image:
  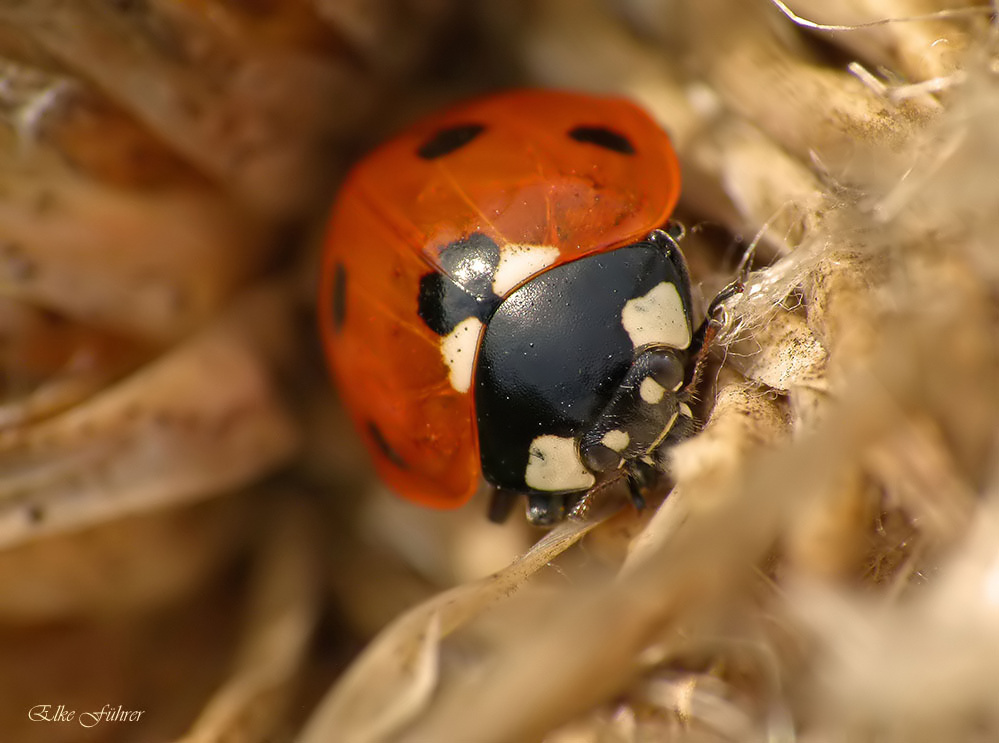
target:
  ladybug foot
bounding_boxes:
[487,488,571,527]
[626,457,661,512]
[486,487,518,524]
[627,479,647,512]
[525,493,568,526]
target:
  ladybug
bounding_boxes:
[320,89,721,525]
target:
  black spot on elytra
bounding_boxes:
[331,262,347,332]
[367,421,408,469]
[417,123,485,159]
[417,233,502,336]
[419,274,485,336]
[568,125,635,155]
[437,232,500,298]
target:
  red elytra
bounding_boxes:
[319,89,681,510]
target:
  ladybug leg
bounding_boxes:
[579,347,689,475]
[490,489,572,526]
[625,455,668,512]
[693,236,755,350]
[626,473,647,512]
[684,254,751,391]
[688,280,742,359]
[525,494,567,526]
[487,487,518,524]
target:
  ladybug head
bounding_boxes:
[471,229,697,525]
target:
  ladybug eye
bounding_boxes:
[568,125,635,155]
[417,123,486,159]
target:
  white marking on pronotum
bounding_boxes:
[440,317,483,393]
[524,435,595,492]
[601,429,630,452]
[679,402,693,418]
[492,244,560,295]
[639,377,667,404]
[621,281,690,350]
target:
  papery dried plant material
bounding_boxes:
[0,57,269,339]
[0,55,209,189]
[543,705,657,743]
[580,506,658,569]
[0,163,270,338]
[0,0,365,215]
[790,244,992,576]
[0,597,236,743]
[684,0,931,174]
[391,406,855,743]
[694,120,829,254]
[313,0,454,74]
[322,492,507,642]
[677,380,790,481]
[626,380,789,570]
[634,673,770,742]
[810,222,996,492]
[297,519,600,743]
[869,59,999,258]
[0,496,248,621]
[783,468,878,581]
[804,247,885,374]
[0,287,299,549]
[865,416,978,543]
[0,298,148,428]
[627,627,798,743]
[362,488,534,586]
[792,497,999,741]
[40,84,213,191]
[176,497,319,743]
[775,0,987,81]
[862,70,999,477]
[868,505,922,587]
[325,527,441,639]
[0,57,72,145]
[520,0,688,103]
[383,382,859,743]
[734,310,827,394]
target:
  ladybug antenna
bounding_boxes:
[569,469,630,521]
[696,209,774,347]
